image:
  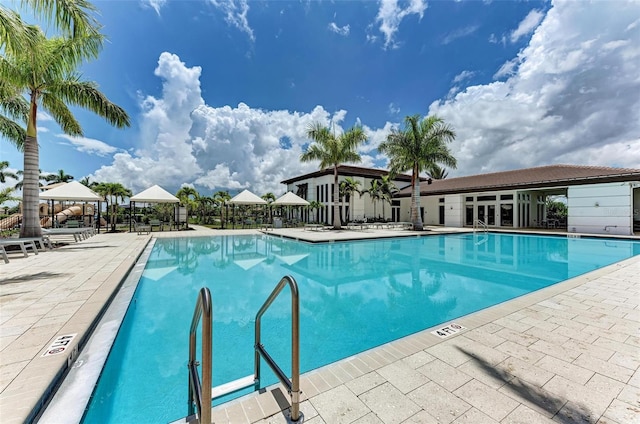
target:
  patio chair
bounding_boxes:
[133,220,150,235]
[149,219,163,231]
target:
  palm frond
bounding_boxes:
[21,0,102,40]
[49,79,130,128]
[0,115,26,151]
[41,92,82,135]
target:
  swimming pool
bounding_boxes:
[82,233,640,423]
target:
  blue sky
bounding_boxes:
[1,0,639,197]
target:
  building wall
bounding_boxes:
[445,195,464,227]
[567,182,634,235]
[286,173,411,224]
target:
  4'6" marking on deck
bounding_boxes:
[431,323,465,338]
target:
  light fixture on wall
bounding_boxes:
[595,202,600,207]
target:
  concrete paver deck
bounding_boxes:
[1,226,638,423]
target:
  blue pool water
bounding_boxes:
[83,233,640,423]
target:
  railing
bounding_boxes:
[473,219,488,233]
[186,276,301,423]
[188,288,212,424]
[255,275,301,422]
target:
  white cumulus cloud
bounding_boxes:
[429,0,640,177]
[510,9,544,43]
[91,52,374,195]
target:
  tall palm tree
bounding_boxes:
[301,123,367,230]
[0,161,18,183]
[379,115,457,231]
[1,28,129,238]
[1,0,102,146]
[45,169,74,184]
[339,177,360,222]
[94,182,131,232]
[363,179,383,220]
[379,174,398,220]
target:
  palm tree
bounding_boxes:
[79,176,97,188]
[195,195,214,224]
[213,190,231,229]
[1,1,101,51]
[307,200,323,223]
[0,80,28,146]
[12,168,48,190]
[363,179,383,220]
[379,175,398,220]
[0,186,19,206]
[0,161,18,183]
[301,123,367,230]
[176,186,199,223]
[45,169,74,185]
[261,192,276,223]
[94,182,131,232]
[429,164,448,180]
[378,115,457,231]
[1,28,129,238]
[339,177,360,222]
[1,0,102,148]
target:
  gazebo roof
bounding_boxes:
[229,189,267,205]
[130,185,179,203]
[39,181,102,201]
[273,191,310,206]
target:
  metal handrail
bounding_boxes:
[473,219,488,233]
[254,275,301,422]
[188,288,212,424]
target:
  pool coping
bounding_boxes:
[35,228,640,423]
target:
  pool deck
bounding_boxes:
[1,226,638,423]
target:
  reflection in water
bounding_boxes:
[84,233,640,424]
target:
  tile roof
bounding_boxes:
[396,164,640,197]
[281,165,415,184]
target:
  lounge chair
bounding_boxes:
[0,239,39,258]
[0,245,8,263]
[43,228,91,242]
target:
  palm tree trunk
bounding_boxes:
[411,164,423,231]
[20,134,43,237]
[333,166,341,230]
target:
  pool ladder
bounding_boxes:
[473,219,488,233]
[187,276,301,424]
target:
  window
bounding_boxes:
[477,195,496,201]
[500,194,513,200]
[439,198,445,203]
[466,196,474,202]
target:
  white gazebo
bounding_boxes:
[129,185,180,231]
[228,190,267,229]
[39,181,104,231]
